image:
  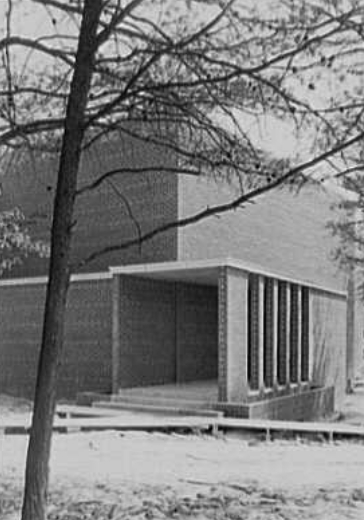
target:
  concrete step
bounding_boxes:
[56,404,124,418]
[117,382,217,401]
[92,400,223,418]
[111,393,216,409]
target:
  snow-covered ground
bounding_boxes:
[3,429,364,518]
[3,430,364,492]
[2,394,364,519]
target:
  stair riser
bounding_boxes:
[117,390,218,400]
[93,401,222,418]
[111,395,215,409]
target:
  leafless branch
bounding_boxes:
[0,36,75,65]
[77,128,364,268]
[106,177,143,253]
[76,165,200,195]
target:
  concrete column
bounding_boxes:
[111,274,121,394]
[218,266,249,403]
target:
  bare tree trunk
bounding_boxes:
[21,2,102,520]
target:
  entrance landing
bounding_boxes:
[83,380,221,417]
[118,380,218,403]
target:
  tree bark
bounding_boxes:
[21,2,102,520]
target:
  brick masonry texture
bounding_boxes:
[277,281,288,385]
[264,277,274,388]
[301,287,310,381]
[217,268,228,402]
[248,274,260,391]
[118,276,177,387]
[289,284,299,384]
[0,138,359,407]
[117,276,218,389]
[178,176,347,291]
[3,141,350,290]
[218,267,249,403]
[0,279,112,399]
[0,284,45,398]
[311,290,347,407]
[178,176,358,407]
[1,134,178,277]
[175,282,218,382]
[216,385,335,420]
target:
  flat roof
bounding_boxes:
[0,258,346,297]
[109,257,347,297]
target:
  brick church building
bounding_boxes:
[0,135,362,420]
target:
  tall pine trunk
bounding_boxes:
[21,2,102,519]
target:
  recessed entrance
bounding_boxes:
[113,271,219,391]
[110,258,337,420]
[175,282,218,384]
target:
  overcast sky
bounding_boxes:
[0,1,327,165]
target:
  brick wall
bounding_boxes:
[248,274,260,390]
[117,276,177,388]
[62,279,113,398]
[277,281,288,385]
[310,289,347,407]
[0,283,45,398]
[1,134,178,277]
[0,275,218,399]
[218,267,249,402]
[116,276,218,389]
[263,278,274,388]
[289,284,299,383]
[175,283,218,382]
[178,176,359,397]
[178,176,347,292]
[0,278,112,399]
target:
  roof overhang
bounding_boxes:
[109,258,231,285]
[109,257,347,296]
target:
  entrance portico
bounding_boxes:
[110,258,345,420]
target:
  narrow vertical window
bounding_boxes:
[289,284,299,383]
[264,278,274,388]
[301,286,310,382]
[248,274,259,390]
[277,281,287,385]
